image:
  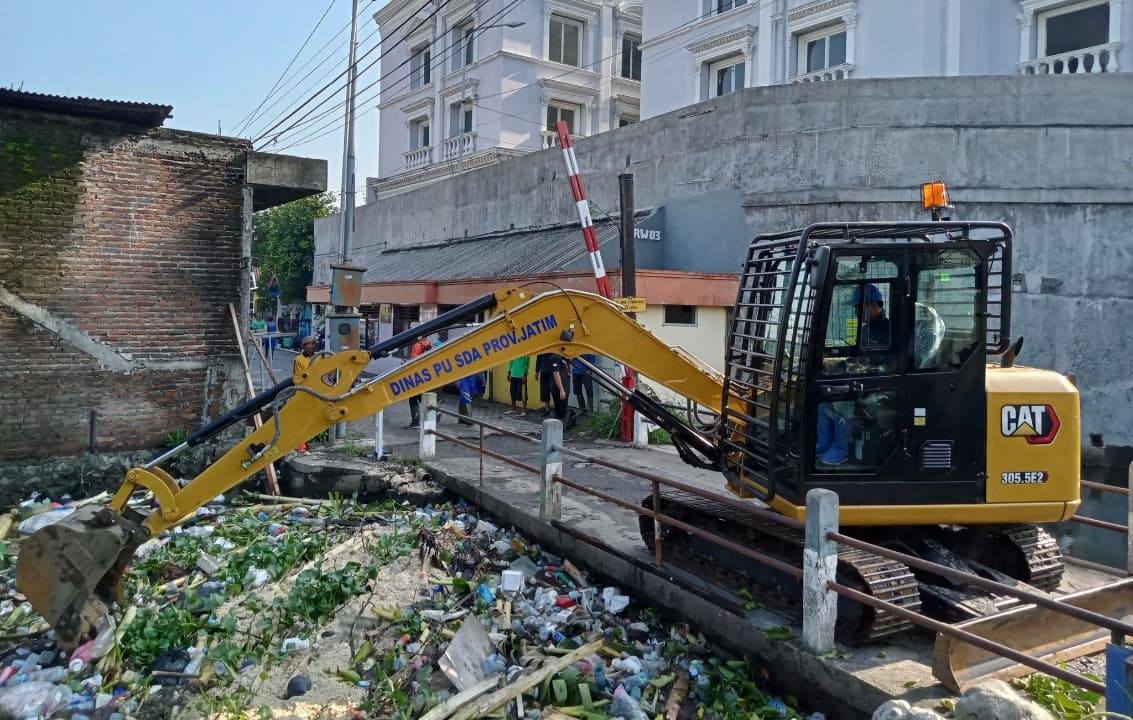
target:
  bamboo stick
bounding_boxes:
[418,676,500,720]
[448,640,604,720]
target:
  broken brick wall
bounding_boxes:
[0,107,248,476]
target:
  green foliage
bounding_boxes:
[163,428,188,447]
[577,400,621,437]
[341,442,371,457]
[700,657,803,719]
[283,561,377,626]
[123,605,235,669]
[252,192,336,304]
[1013,672,1103,720]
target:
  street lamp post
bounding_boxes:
[457,20,525,173]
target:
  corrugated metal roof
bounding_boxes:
[0,89,172,127]
[365,220,621,281]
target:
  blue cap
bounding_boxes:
[847,284,884,304]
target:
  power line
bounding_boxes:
[268,0,513,152]
[243,17,382,140]
[254,0,456,146]
[233,0,340,137]
[264,0,507,150]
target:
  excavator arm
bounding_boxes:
[18,286,725,645]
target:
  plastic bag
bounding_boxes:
[0,681,73,718]
[18,508,75,536]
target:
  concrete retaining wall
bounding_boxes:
[319,75,1133,449]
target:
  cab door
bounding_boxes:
[809,253,908,497]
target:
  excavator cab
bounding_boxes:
[720,220,1047,522]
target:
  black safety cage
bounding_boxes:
[720,222,1012,502]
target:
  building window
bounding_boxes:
[621,34,642,80]
[546,102,579,133]
[1039,0,1109,56]
[549,15,582,66]
[453,21,475,70]
[449,102,472,136]
[618,115,638,127]
[800,26,847,74]
[714,0,747,14]
[710,57,746,97]
[663,305,698,326]
[410,44,431,88]
[410,118,430,149]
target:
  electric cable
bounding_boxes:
[233,0,341,137]
[254,0,456,146]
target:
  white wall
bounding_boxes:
[635,304,729,403]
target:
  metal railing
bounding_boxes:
[415,399,1126,697]
[1072,477,1129,534]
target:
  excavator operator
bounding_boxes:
[816,284,892,465]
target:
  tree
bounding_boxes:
[252,192,336,305]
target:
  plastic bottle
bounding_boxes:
[481,653,506,676]
[25,667,66,684]
[281,637,310,653]
[89,617,118,661]
[69,642,94,673]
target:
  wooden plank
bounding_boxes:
[228,303,280,495]
[933,577,1133,692]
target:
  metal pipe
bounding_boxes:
[553,443,805,531]
[428,429,540,475]
[830,531,1133,637]
[1081,478,1128,495]
[427,404,539,445]
[829,581,1105,695]
[1071,514,1128,533]
[553,472,804,579]
[1063,554,1129,577]
[146,442,188,469]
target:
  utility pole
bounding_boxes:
[340,0,359,261]
[618,171,637,442]
[330,0,361,441]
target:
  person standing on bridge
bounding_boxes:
[506,355,530,416]
[293,336,318,453]
[406,335,433,429]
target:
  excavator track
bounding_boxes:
[993,524,1064,593]
[639,489,921,644]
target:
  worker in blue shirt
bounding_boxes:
[571,354,597,413]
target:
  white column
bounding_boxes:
[945,0,961,75]
[743,37,756,89]
[1017,12,1033,65]
[1109,0,1123,71]
[802,488,840,655]
[420,392,438,460]
[691,60,703,103]
[539,419,563,523]
[543,8,553,60]
[756,1,775,85]
[598,4,615,133]
[843,10,857,67]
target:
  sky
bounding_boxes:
[0,0,391,202]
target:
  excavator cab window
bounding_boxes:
[814,254,902,472]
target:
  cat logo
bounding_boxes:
[1000,404,1060,445]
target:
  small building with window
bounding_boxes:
[370,0,643,201]
[641,0,1130,119]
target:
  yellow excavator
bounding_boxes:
[18,185,1084,647]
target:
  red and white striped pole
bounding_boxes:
[556,121,612,299]
[554,121,636,440]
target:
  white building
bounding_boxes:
[642,0,1127,119]
[369,0,643,201]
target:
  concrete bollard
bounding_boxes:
[420,392,437,460]
[540,419,563,523]
[802,488,839,655]
[633,411,649,448]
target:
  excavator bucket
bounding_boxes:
[15,505,148,648]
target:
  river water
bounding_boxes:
[1049,463,1128,571]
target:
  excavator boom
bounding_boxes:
[17,286,725,645]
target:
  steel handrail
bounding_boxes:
[1070,514,1128,534]
[829,581,1105,695]
[552,443,805,531]
[426,404,540,445]
[426,428,540,475]
[1080,479,1129,496]
[829,532,1133,638]
[551,472,803,579]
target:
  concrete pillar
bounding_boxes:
[540,418,563,523]
[802,488,839,655]
[420,392,438,460]
[756,0,775,85]
[633,411,649,448]
[598,3,615,134]
[1018,11,1033,64]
